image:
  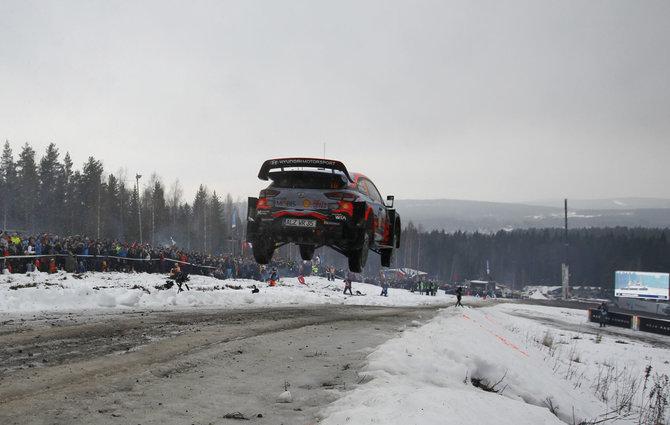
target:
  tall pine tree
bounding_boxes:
[0,141,17,230]
[38,143,64,232]
[16,143,39,232]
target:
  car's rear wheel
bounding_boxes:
[348,229,370,273]
[299,244,315,261]
[252,237,275,264]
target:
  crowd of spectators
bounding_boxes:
[0,230,353,283]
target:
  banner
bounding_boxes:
[615,271,669,300]
[637,317,670,336]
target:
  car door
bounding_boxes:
[359,178,386,244]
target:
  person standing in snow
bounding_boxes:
[380,282,388,297]
[343,276,353,295]
[598,302,608,327]
[269,266,278,286]
[455,287,463,307]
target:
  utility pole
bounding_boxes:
[136,174,142,244]
[97,183,101,240]
[562,198,569,300]
[151,194,155,247]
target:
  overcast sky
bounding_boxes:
[1,0,669,204]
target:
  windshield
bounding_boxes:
[269,171,347,190]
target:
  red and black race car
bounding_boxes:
[246,158,401,272]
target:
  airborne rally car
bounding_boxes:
[246,158,401,272]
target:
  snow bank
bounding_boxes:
[0,270,455,314]
[2,271,669,425]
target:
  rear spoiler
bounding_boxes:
[258,158,354,182]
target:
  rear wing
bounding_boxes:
[258,158,354,182]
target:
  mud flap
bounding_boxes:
[247,197,259,239]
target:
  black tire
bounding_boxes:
[381,220,399,267]
[381,245,395,268]
[252,237,275,264]
[299,244,315,261]
[348,229,370,273]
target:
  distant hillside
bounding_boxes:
[523,197,670,210]
[394,198,670,232]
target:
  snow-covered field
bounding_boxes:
[1,270,669,425]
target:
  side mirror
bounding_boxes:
[386,195,395,208]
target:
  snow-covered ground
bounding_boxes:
[1,270,669,425]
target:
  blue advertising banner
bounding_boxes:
[614,271,670,300]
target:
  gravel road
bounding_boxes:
[0,305,441,425]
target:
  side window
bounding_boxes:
[356,179,369,197]
[365,180,384,204]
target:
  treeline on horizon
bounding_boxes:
[2,140,669,290]
[0,141,240,253]
[393,223,670,290]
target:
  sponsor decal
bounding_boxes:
[302,199,312,208]
[270,158,339,168]
[312,200,328,209]
[275,200,297,207]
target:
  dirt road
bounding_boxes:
[0,305,440,425]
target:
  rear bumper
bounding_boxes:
[248,203,365,249]
[258,213,358,246]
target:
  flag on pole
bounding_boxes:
[231,208,238,228]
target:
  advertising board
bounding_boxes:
[614,271,670,300]
[637,317,670,336]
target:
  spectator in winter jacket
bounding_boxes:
[48,258,57,274]
[64,251,77,273]
[598,302,608,327]
[344,277,353,295]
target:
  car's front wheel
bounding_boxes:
[381,219,399,267]
[380,241,395,267]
